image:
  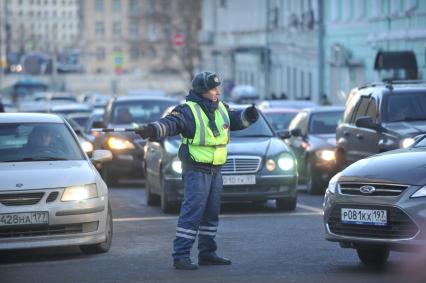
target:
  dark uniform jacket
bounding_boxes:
[148,90,252,173]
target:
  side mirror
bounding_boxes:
[92,121,106,129]
[290,128,303,137]
[74,128,82,135]
[276,130,291,139]
[91,150,112,163]
[355,116,381,131]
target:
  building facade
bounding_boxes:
[4,0,81,54]
[323,0,426,104]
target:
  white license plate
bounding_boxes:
[341,208,387,226]
[0,212,49,227]
[223,175,256,186]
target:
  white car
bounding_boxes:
[0,113,113,253]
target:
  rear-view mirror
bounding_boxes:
[276,130,291,139]
[290,128,303,137]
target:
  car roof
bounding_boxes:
[113,95,179,103]
[303,106,345,113]
[261,107,300,113]
[0,113,64,123]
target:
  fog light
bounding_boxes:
[266,159,276,171]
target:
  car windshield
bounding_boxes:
[309,111,343,134]
[384,92,426,122]
[0,123,85,162]
[264,112,297,131]
[414,136,426,148]
[112,100,178,124]
[231,114,274,138]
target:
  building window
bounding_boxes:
[96,47,105,61]
[220,0,227,8]
[147,47,157,59]
[129,21,139,37]
[147,23,156,41]
[130,45,140,60]
[354,0,365,19]
[113,22,122,39]
[112,0,121,12]
[95,22,105,38]
[330,0,341,22]
[96,0,104,12]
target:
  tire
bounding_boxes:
[80,203,113,254]
[356,245,390,266]
[101,166,119,187]
[306,161,325,195]
[276,196,297,211]
[160,179,179,214]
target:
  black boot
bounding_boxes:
[173,258,198,270]
[198,255,232,266]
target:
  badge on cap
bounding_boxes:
[214,76,219,83]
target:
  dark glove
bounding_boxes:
[135,125,155,139]
[245,104,259,123]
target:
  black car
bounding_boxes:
[144,107,298,213]
[336,81,426,169]
[284,106,344,194]
[93,96,179,185]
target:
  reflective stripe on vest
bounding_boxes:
[182,101,230,165]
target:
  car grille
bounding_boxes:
[221,156,261,174]
[46,192,59,203]
[328,204,418,239]
[339,183,408,197]
[0,192,45,206]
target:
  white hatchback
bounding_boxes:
[0,113,113,254]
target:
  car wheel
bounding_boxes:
[146,176,159,206]
[160,179,178,214]
[306,160,324,195]
[356,244,390,266]
[101,166,119,187]
[275,196,297,211]
[80,203,113,254]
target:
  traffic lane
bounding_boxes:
[0,211,421,283]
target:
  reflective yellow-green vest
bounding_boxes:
[182,101,230,165]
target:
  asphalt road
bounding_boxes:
[1,182,425,283]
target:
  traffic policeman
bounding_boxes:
[136,71,259,270]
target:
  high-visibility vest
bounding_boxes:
[182,101,230,165]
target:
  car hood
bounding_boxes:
[0,161,96,191]
[384,121,426,137]
[309,133,336,149]
[165,137,289,157]
[340,148,426,186]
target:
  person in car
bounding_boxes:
[135,71,259,270]
[21,126,56,156]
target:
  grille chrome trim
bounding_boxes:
[0,192,45,206]
[338,182,409,197]
[221,156,261,175]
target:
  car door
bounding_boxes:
[347,96,372,162]
[356,97,381,158]
[287,111,309,176]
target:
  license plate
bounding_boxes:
[0,212,49,227]
[223,175,256,186]
[341,208,387,226]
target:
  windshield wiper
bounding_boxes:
[2,157,68,162]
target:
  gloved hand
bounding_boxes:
[245,104,259,123]
[135,125,155,139]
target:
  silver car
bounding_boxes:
[324,135,426,265]
[0,113,113,253]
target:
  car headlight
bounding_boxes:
[61,184,98,202]
[315,150,335,161]
[171,158,182,174]
[266,159,276,171]
[108,137,135,150]
[277,153,295,171]
[326,172,341,194]
[401,138,415,148]
[411,186,426,198]
[81,140,94,153]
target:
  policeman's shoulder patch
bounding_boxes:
[171,111,181,116]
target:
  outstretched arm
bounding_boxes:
[225,103,259,131]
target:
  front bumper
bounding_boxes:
[164,173,298,203]
[0,189,108,250]
[323,187,426,251]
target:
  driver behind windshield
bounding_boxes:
[21,126,55,155]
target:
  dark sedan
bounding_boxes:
[144,108,298,213]
[284,106,344,194]
[93,96,179,185]
[262,107,299,132]
[324,134,426,266]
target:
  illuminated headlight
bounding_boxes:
[108,137,135,150]
[411,186,426,198]
[315,150,335,161]
[81,140,94,153]
[401,138,415,148]
[266,159,276,171]
[171,158,182,174]
[61,184,98,202]
[326,172,341,194]
[277,153,295,171]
